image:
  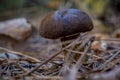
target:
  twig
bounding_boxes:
[65,49,104,60]
[17,35,82,77]
[14,63,27,72]
[0,47,40,62]
[64,37,94,80]
[94,50,120,71]
[25,33,88,77]
[75,36,94,69]
[102,57,120,72]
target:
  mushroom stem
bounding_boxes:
[59,34,81,76]
[61,33,80,56]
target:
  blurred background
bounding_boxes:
[0,0,120,59]
[0,0,120,32]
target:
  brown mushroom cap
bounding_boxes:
[39,8,93,39]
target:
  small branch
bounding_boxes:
[75,36,94,69]
[18,35,82,77]
[0,47,40,62]
[94,50,120,71]
[65,49,104,60]
[65,36,94,80]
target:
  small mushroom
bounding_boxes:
[39,8,93,53]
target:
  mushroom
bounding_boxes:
[39,8,93,57]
